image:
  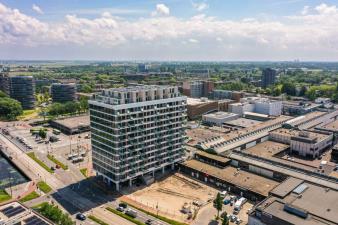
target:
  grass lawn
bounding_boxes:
[80,168,88,177]
[106,207,145,225]
[27,152,54,173]
[47,154,68,170]
[37,181,52,193]
[121,201,188,225]
[20,191,40,203]
[0,190,11,203]
[88,215,110,225]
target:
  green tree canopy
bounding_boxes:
[0,97,23,120]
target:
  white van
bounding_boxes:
[234,197,247,212]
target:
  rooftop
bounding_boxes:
[51,115,90,129]
[320,119,338,132]
[255,178,338,225]
[182,160,279,196]
[186,126,220,146]
[224,118,261,128]
[245,141,289,158]
[270,128,330,143]
[187,97,215,105]
[195,151,231,164]
[203,111,238,119]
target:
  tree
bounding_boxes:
[281,82,296,96]
[0,97,23,120]
[222,211,229,225]
[213,192,223,219]
[39,129,47,139]
[0,90,8,98]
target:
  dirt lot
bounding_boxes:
[121,173,219,222]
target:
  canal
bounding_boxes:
[0,154,29,190]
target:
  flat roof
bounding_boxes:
[52,115,90,129]
[244,111,270,118]
[186,127,220,146]
[224,118,261,128]
[203,112,238,119]
[270,128,330,143]
[270,177,304,198]
[320,119,338,132]
[182,160,279,196]
[195,151,231,164]
[187,98,215,105]
[258,181,338,225]
[245,141,289,158]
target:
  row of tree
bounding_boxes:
[48,97,89,116]
[0,91,23,121]
[38,202,74,225]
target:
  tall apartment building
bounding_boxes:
[261,68,277,88]
[51,83,77,103]
[89,85,187,190]
[9,76,35,109]
[182,80,214,98]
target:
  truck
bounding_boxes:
[234,197,247,213]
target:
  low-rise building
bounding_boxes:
[229,97,282,116]
[202,112,239,126]
[49,115,90,134]
[270,129,333,158]
[249,177,338,225]
[282,101,320,116]
[187,97,218,119]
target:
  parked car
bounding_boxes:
[76,213,86,221]
[119,202,128,209]
[145,219,153,225]
[125,209,137,218]
[116,206,125,212]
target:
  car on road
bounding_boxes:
[119,202,128,209]
[125,209,137,218]
[116,206,125,212]
[76,213,86,221]
[145,219,153,225]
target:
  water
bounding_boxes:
[0,154,29,190]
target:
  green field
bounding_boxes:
[37,181,52,193]
[20,191,40,203]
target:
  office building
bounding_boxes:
[0,73,10,95]
[212,90,244,102]
[261,68,277,88]
[186,97,218,119]
[89,85,187,190]
[182,80,214,98]
[9,76,35,109]
[51,83,77,103]
[229,97,282,116]
[282,101,320,116]
[249,177,338,225]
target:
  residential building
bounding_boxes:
[51,83,77,103]
[9,76,35,109]
[261,68,277,88]
[212,89,244,101]
[183,80,214,98]
[89,85,187,190]
[202,112,239,126]
[249,177,338,225]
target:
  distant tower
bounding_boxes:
[261,68,277,88]
[9,76,36,109]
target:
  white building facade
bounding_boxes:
[89,85,187,190]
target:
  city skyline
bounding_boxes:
[1,0,338,61]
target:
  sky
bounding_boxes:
[1,0,338,61]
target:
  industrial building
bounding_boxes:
[249,177,338,225]
[202,112,239,126]
[89,85,187,190]
[51,83,77,103]
[9,76,35,109]
[270,129,333,158]
[229,97,282,116]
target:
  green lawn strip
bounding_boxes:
[47,154,68,170]
[80,168,88,177]
[121,202,188,225]
[0,189,11,203]
[27,152,54,173]
[106,207,145,225]
[32,202,48,210]
[19,191,40,203]
[88,215,110,225]
[37,181,52,193]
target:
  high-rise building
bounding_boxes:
[182,80,214,98]
[0,73,10,95]
[89,85,187,190]
[261,68,277,88]
[51,83,77,103]
[9,76,35,109]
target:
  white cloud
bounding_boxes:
[315,3,337,14]
[32,4,43,14]
[301,5,309,15]
[192,2,209,12]
[1,3,338,60]
[151,4,170,16]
